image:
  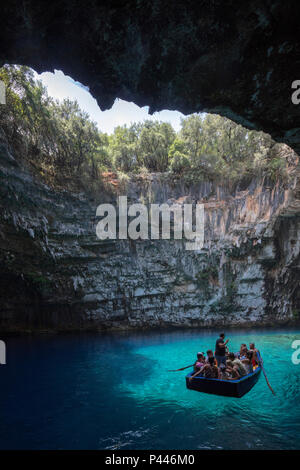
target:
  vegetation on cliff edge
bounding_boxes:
[0,64,291,191]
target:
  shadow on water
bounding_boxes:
[0,333,158,449]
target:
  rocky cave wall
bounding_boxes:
[0,141,299,331]
[1,1,300,330]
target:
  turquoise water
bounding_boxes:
[0,328,300,449]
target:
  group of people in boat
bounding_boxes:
[189,333,260,382]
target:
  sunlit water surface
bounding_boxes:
[0,328,300,449]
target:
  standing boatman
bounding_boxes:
[215,333,230,366]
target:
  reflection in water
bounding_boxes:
[0,328,299,449]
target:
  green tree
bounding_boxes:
[110,124,139,172]
[138,121,175,171]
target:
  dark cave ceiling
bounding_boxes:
[1,1,300,152]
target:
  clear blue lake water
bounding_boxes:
[0,327,300,450]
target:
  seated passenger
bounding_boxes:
[249,343,260,366]
[194,352,205,371]
[239,344,248,359]
[218,363,231,380]
[206,349,218,366]
[241,351,254,375]
[203,357,219,378]
[225,360,241,380]
[228,352,247,376]
[190,356,218,381]
[235,343,247,359]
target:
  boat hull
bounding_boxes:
[186,367,261,398]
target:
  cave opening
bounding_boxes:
[0,60,299,333]
[1,63,295,196]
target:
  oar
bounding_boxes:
[257,352,276,396]
[168,364,194,372]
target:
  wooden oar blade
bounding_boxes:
[263,369,276,395]
[257,352,276,396]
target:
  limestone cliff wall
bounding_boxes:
[0,142,299,331]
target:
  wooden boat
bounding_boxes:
[186,367,261,398]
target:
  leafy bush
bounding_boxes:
[170,151,191,174]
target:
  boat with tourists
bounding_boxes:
[186,365,262,398]
[169,334,275,398]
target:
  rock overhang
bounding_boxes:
[1,1,300,150]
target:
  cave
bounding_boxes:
[1,0,300,453]
[1,1,300,152]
